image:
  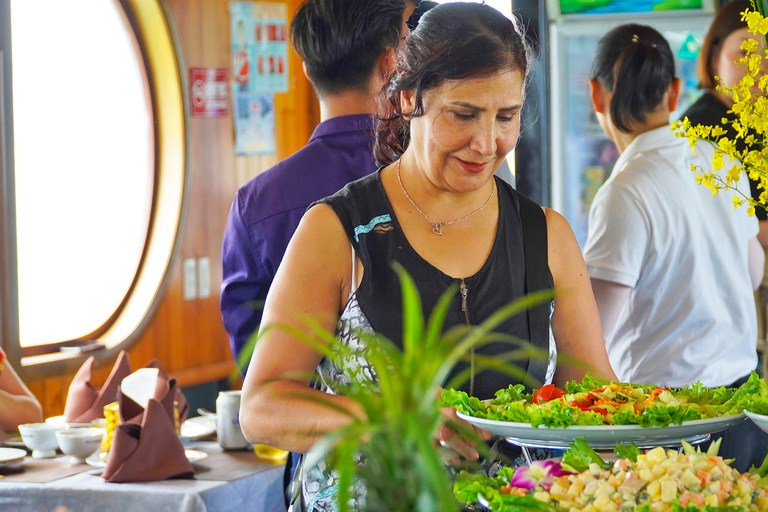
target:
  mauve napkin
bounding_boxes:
[102,398,194,483]
[63,351,132,424]
[118,359,189,425]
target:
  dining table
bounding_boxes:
[0,439,287,512]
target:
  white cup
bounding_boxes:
[216,390,250,450]
[19,423,61,458]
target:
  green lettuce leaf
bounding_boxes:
[614,442,641,463]
[440,388,486,417]
[562,437,604,473]
[453,470,500,505]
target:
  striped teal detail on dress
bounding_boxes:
[353,214,391,242]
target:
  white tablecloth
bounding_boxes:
[0,446,286,512]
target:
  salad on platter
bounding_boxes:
[442,372,768,429]
[454,438,768,512]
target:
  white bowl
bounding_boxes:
[55,427,105,464]
[18,423,62,458]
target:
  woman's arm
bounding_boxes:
[0,355,43,433]
[590,278,632,341]
[544,208,618,387]
[239,204,365,454]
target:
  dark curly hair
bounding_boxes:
[373,2,532,165]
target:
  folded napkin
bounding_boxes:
[102,398,194,483]
[118,359,189,426]
[64,351,132,424]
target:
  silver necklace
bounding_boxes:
[396,159,495,236]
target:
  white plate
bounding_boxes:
[745,410,768,434]
[86,451,109,468]
[180,416,216,441]
[86,449,208,468]
[184,449,208,465]
[0,447,27,466]
[456,412,747,449]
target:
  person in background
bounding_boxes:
[584,23,765,471]
[0,347,43,434]
[241,3,617,509]
[680,0,768,245]
[220,0,416,369]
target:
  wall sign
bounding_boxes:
[190,68,229,117]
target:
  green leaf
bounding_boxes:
[562,437,605,473]
[614,442,641,463]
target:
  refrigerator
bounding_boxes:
[547,0,716,247]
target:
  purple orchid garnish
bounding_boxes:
[511,460,575,491]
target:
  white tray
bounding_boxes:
[457,412,746,449]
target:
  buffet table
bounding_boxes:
[0,441,286,512]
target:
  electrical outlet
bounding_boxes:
[198,257,211,298]
[183,258,197,300]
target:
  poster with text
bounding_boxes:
[233,93,275,155]
[190,68,229,117]
[230,1,288,93]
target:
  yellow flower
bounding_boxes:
[711,125,728,138]
[742,38,759,52]
[727,164,742,184]
[733,195,743,211]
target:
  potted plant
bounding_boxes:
[246,264,553,512]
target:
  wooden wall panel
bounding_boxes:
[28,0,314,418]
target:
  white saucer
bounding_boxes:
[0,447,27,466]
[86,449,208,468]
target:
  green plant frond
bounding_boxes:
[301,431,376,488]
[553,350,602,376]
[393,263,426,376]
[334,438,361,512]
[411,418,460,512]
[261,320,340,361]
[433,291,555,384]
[344,332,407,416]
[423,281,461,351]
[442,356,534,394]
[253,369,318,387]
[279,390,369,421]
[470,289,556,342]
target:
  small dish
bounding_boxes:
[180,416,216,441]
[86,449,208,468]
[185,449,208,465]
[253,444,289,461]
[0,435,26,449]
[86,451,108,468]
[0,447,27,466]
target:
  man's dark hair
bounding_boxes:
[290,0,407,97]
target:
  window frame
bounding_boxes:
[0,0,190,379]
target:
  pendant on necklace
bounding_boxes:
[431,222,443,236]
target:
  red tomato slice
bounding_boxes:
[531,384,566,403]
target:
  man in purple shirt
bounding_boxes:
[221,0,415,368]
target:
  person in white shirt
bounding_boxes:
[583,23,765,472]
[584,23,763,389]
